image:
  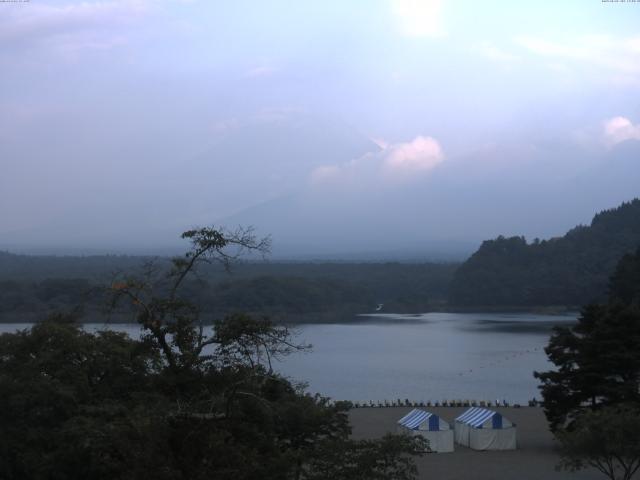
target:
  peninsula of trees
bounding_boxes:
[449,199,640,308]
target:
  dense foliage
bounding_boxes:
[0,252,456,321]
[450,199,640,307]
[535,247,640,479]
[556,404,640,480]
[0,227,426,480]
[534,247,640,431]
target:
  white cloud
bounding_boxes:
[545,62,572,75]
[516,36,586,59]
[244,65,278,78]
[475,42,520,63]
[310,165,343,184]
[516,35,640,82]
[210,118,241,136]
[391,0,445,38]
[0,1,149,56]
[311,135,444,187]
[310,152,379,188]
[208,108,311,141]
[628,37,640,54]
[371,137,390,149]
[383,136,444,175]
[251,107,306,124]
[603,117,640,146]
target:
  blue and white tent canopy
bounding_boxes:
[454,407,516,450]
[398,409,443,431]
[397,409,454,452]
[455,407,508,429]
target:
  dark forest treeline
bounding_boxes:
[0,254,457,322]
[3,198,640,318]
[449,199,640,307]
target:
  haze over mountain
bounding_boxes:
[1,1,639,258]
[224,136,640,259]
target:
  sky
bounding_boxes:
[1,0,639,257]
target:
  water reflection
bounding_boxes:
[276,312,578,404]
[0,312,578,404]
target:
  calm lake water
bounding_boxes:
[0,312,576,404]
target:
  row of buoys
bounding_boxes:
[350,399,530,408]
[456,346,544,376]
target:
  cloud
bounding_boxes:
[210,118,241,136]
[475,42,520,63]
[391,0,445,38]
[371,138,390,149]
[516,35,640,82]
[251,107,306,124]
[628,37,640,54]
[311,135,444,187]
[244,65,278,78]
[516,36,586,59]
[382,136,444,175]
[603,117,640,146]
[0,1,149,56]
[310,165,343,184]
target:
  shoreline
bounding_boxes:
[0,308,580,324]
[349,406,601,480]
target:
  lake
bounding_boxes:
[0,312,576,404]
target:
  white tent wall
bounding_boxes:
[453,408,517,451]
[396,409,454,453]
[469,427,516,450]
[454,421,470,447]
[401,427,454,453]
[420,429,454,453]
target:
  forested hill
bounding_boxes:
[0,253,457,322]
[449,199,640,307]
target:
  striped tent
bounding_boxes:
[396,409,454,453]
[454,407,516,450]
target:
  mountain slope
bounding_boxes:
[224,140,640,260]
[449,199,640,306]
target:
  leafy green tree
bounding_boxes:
[534,248,640,432]
[610,247,640,306]
[0,226,426,480]
[450,199,640,307]
[534,303,640,431]
[0,313,162,479]
[556,404,640,480]
[303,434,427,480]
[108,226,273,375]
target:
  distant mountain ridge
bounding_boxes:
[222,140,640,260]
[449,199,640,307]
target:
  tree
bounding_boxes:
[302,434,428,480]
[534,248,640,432]
[535,247,640,480]
[610,247,640,306]
[0,226,426,479]
[108,226,273,374]
[534,303,640,431]
[450,199,640,307]
[0,313,163,479]
[556,404,640,480]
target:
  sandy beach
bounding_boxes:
[349,406,606,480]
